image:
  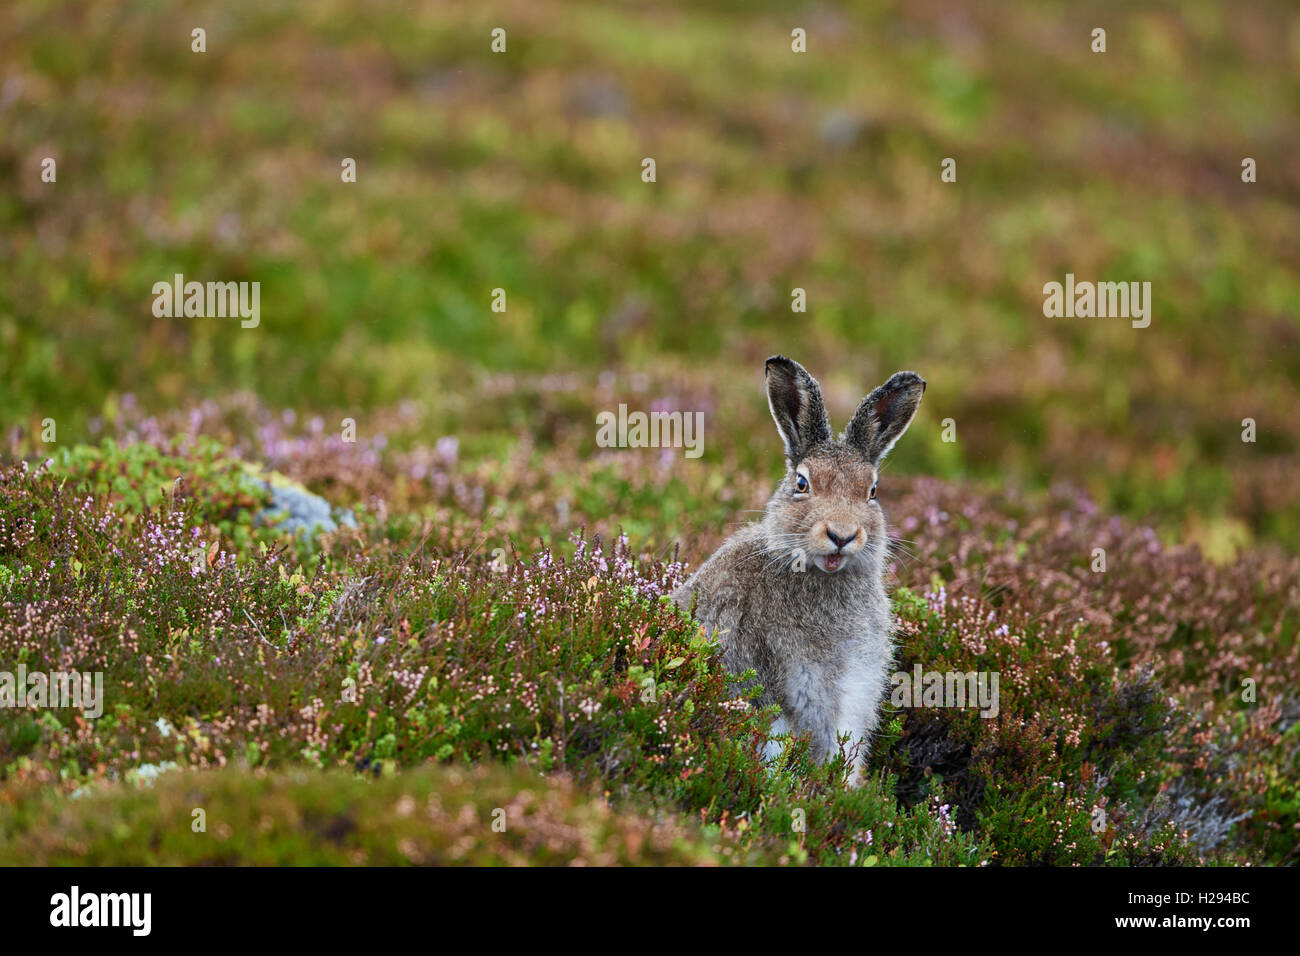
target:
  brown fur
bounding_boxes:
[673,356,925,784]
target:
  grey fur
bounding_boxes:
[673,356,925,784]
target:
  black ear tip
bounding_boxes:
[764,355,798,378]
[890,370,926,392]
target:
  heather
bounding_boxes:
[1,403,1295,864]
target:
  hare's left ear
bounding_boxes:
[845,371,926,466]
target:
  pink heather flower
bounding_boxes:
[435,436,459,464]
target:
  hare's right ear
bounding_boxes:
[765,355,832,463]
[845,371,926,466]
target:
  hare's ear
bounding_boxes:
[845,371,926,466]
[765,355,832,463]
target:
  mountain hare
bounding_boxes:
[673,356,925,785]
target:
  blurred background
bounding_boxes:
[2,0,1298,552]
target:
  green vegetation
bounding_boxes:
[2,437,1294,864]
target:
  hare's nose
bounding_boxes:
[826,526,858,550]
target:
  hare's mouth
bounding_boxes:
[817,553,846,572]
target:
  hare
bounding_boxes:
[673,355,925,785]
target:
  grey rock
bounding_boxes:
[255,480,356,536]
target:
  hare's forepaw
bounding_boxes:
[761,715,790,765]
[846,760,869,789]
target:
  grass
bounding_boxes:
[0,762,762,866]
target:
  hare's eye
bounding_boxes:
[794,474,810,494]
[869,482,878,500]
